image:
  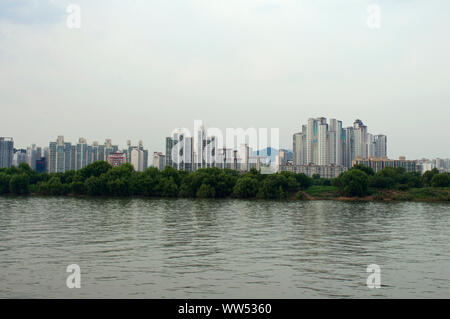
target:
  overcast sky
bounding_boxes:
[1,0,449,159]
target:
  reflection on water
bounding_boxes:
[0,197,449,298]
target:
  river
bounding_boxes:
[0,197,448,298]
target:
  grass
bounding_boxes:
[368,187,450,202]
[305,185,340,198]
[406,187,450,201]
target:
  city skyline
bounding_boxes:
[1,1,450,160]
[2,115,450,176]
[4,115,448,160]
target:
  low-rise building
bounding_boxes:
[352,156,417,173]
[280,163,347,178]
[107,152,127,167]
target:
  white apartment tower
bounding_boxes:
[294,118,384,169]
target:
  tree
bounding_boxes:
[160,166,182,187]
[41,176,69,195]
[85,176,107,196]
[295,173,313,189]
[423,168,439,186]
[107,178,131,196]
[296,191,308,200]
[71,181,86,195]
[0,173,11,194]
[233,176,259,198]
[369,174,395,189]
[337,169,369,197]
[352,164,375,176]
[77,161,112,181]
[9,174,30,195]
[131,173,158,196]
[431,173,450,187]
[158,177,178,197]
[261,174,288,199]
[197,184,216,198]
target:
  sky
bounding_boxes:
[0,0,449,159]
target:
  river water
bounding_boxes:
[0,197,448,298]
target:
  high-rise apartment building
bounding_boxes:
[153,152,166,171]
[130,147,145,172]
[293,118,386,169]
[0,137,14,168]
[13,149,27,167]
[171,129,194,172]
[165,137,174,168]
[374,135,387,158]
[48,136,120,173]
[353,119,368,159]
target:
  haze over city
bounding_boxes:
[1,0,449,159]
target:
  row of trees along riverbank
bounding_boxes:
[1,162,449,201]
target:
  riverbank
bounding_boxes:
[3,186,449,203]
[2,161,450,202]
[297,186,450,202]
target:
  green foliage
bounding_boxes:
[0,173,11,194]
[260,174,290,199]
[294,173,313,189]
[232,176,259,198]
[39,177,70,196]
[431,173,450,187]
[85,176,107,196]
[177,167,237,198]
[295,191,308,200]
[160,166,182,187]
[305,185,340,198]
[197,184,216,198]
[368,167,423,190]
[77,161,112,182]
[352,164,375,176]
[422,168,439,186]
[158,177,179,197]
[1,160,449,202]
[131,171,158,196]
[336,169,368,197]
[391,193,414,201]
[9,174,30,195]
[71,181,86,195]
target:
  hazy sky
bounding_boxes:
[1,0,449,159]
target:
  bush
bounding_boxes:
[9,174,30,195]
[233,176,259,198]
[431,173,450,187]
[295,173,313,189]
[71,181,86,195]
[158,177,178,197]
[392,193,414,201]
[39,176,69,195]
[197,184,216,198]
[296,191,308,200]
[372,192,386,201]
[0,173,11,194]
[107,178,131,196]
[369,175,395,189]
[422,168,439,186]
[260,174,288,199]
[305,185,340,198]
[77,161,112,181]
[85,176,107,196]
[336,169,369,197]
[352,164,375,176]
